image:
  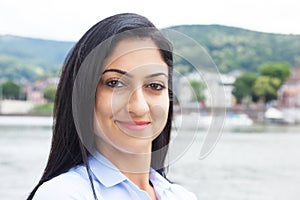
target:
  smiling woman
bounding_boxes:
[27,13,197,200]
[95,39,169,156]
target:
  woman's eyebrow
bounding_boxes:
[145,72,168,78]
[102,69,133,77]
[103,69,167,79]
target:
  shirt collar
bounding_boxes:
[89,151,127,187]
[89,151,172,190]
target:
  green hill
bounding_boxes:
[0,35,74,81]
[168,25,300,72]
[0,25,299,82]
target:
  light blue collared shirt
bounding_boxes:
[33,153,197,200]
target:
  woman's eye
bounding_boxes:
[106,80,125,88]
[147,83,165,91]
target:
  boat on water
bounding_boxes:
[264,107,299,124]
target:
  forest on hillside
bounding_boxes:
[0,35,73,82]
[169,25,300,73]
[0,25,299,82]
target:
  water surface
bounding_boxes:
[0,117,299,200]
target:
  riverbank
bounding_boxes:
[0,100,53,116]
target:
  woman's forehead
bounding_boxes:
[103,38,164,65]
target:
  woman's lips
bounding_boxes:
[116,120,150,131]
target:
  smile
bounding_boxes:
[116,120,151,131]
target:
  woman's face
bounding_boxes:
[94,38,169,154]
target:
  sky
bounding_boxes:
[1,0,300,41]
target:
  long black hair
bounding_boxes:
[27,13,173,199]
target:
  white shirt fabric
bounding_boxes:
[33,152,197,200]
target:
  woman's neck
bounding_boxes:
[96,141,157,200]
[96,139,152,183]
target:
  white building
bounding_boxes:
[174,72,236,109]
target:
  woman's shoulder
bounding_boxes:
[32,166,95,200]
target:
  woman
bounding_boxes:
[27,13,197,200]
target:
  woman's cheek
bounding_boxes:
[151,95,169,123]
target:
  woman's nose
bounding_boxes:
[127,87,149,116]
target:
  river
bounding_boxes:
[0,116,300,200]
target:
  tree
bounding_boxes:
[43,86,57,102]
[232,73,257,104]
[259,62,291,84]
[1,80,20,99]
[252,76,281,103]
[189,80,206,102]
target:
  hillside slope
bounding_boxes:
[1,25,299,81]
[169,25,300,72]
[0,35,73,81]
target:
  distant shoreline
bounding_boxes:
[0,113,52,117]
